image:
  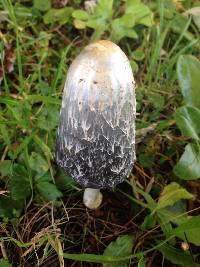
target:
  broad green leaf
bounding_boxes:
[177,55,200,108]
[0,160,12,177]
[35,172,52,183]
[37,104,59,130]
[86,19,100,29]
[29,152,49,175]
[55,170,77,191]
[141,214,156,230]
[94,0,113,19]
[74,19,86,29]
[120,13,135,28]
[175,106,200,140]
[137,10,154,27]
[73,0,112,41]
[111,19,127,42]
[38,31,51,47]
[33,135,53,160]
[170,215,200,246]
[157,202,188,238]
[36,81,52,96]
[132,49,145,61]
[126,0,141,9]
[103,235,134,267]
[0,125,11,147]
[171,14,194,42]
[72,10,89,20]
[125,3,153,27]
[10,164,32,201]
[36,181,63,201]
[0,259,12,267]
[8,100,31,129]
[153,182,194,213]
[157,201,188,226]
[34,0,51,11]
[173,143,200,180]
[157,208,188,239]
[44,7,73,25]
[124,29,138,39]
[148,94,165,111]
[0,197,23,219]
[158,243,196,266]
[130,60,139,73]
[14,3,33,24]
[138,257,146,267]
[111,19,137,42]
[138,153,154,168]
[157,211,173,237]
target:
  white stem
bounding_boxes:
[83,188,103,209]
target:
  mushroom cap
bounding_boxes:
[56,40,136,188]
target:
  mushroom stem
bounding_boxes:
[83,188,103,209]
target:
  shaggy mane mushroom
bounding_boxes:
[56,40,136,209]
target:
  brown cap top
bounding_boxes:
[83,40,121,58]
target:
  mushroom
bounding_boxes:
[55,40,136,209]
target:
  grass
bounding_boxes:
[0,0,200,266]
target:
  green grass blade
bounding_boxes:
[52,45,71,94]
[62,237,173,263]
